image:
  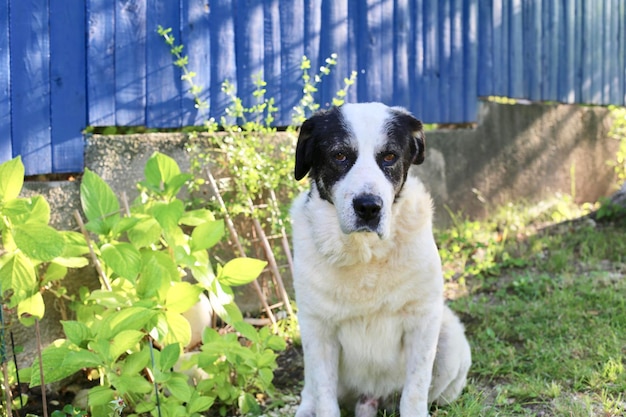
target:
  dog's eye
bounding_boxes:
[382,153,398,165]
[334,152,347,162]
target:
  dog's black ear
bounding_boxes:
[412,124,426,165]
[294,117,317,180]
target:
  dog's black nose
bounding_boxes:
[353,194,383,221]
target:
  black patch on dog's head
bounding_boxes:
[295,107,355,202]
[387,108,426,166]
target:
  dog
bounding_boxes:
[290,102,471,417]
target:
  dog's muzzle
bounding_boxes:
[352,194,383,233]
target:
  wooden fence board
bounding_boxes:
[10,0,52,175]
[50,0,86,173]
[0,0,11,164]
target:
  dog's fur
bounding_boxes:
[290,103,471,417]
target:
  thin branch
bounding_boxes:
[35,319,48,417]
[73,210,112,291]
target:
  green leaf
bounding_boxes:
[96,307,155,340]
[17,292,45,326]
[110,374,154,395]
[218,257,267,286]
[160,343,181,371]
[0,156,24,201]
[233,321,260,343]
[144,152,181,189]
[187,395,215,414]
[50,256,89,269]
[165,374,192,402]
[3,195,50,225]
[0,252,37,307]
[109,329,144,361]
[61,349,102,370]
[61,321,92,346]
[41,262,67,285]
[165,282,202,313]
[161,311,191,346]
[137,250,178,300]
[80,168,120,234]
[180,209,215,226]
[87,385,116,407]
[190,220,224,251]
[165,173,193,198]
[128,216,162,248]
[12,223,66,261]
[121,346,150,375]
[100,242,142,281]
[30,339,82,386]
[59,231,89,257]
[188,250,215,288]
[151,200,184,232]
[238,392,261,415]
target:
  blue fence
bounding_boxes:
[2,0,626,175]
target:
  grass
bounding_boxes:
[430,197,626,416]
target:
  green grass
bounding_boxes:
[430,198,626,416]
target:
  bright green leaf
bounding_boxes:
[165,374,192,402]
[187,395,215,414]
[144,152,181,189]
[109,329,144,361]
[80,169,120,234]
[128,216,162,248]
[0,252,37,307]
[218,257,267,286]
[61,320,92,346]
[0,156,24,202]
[233,321,260,343]
[190,220,224,251]
[180,209,215,226]
[165,282,203,313]
[17,292,45,326]
[12,223,66,261]
[3,195,50,225]
[137,250,178,300]
[41,262,67,285]
[30,339,81,386]
[160,343,181,371]
[87,385,116,407]
[100,242,142,281]
[161,311,191,346]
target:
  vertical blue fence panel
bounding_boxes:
[115,0,147,126]
[180,0,211,125]
[10,0,52,176]
[50,1,86,173]
[208,0,236,122]
[146,0,182,128]
[87,0,116,126]
[264,0,282,119]
[394,0,411,110]
[0,0,11,164]
[462,0,478,121]
[279,0,304,120]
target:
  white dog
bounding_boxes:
[290,102,471,417]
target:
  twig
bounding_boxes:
[0,304,12,417]
[245,193,294,317]
[35,319,48,417]
[9,332,22,408]
[204,169,276,325]
[269,189,295,277]
[148,339,163,417]
[73,210,112,291]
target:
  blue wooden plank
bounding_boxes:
[49,0,86,173]
[494,0,509,96]
[557,0,576,103]
[263,0,281,122]
[449,0,465,121]
[355,1,369,103]
[280,0,305,120]
[364,0,383,103]
[409,0,425,119]
[87,0,116,126]
[234,0,264,119]
[0,0,11,164]
[462,0,478,122]
[319,0,350,107]
[115,0,147,126]
[573,0,583,102]
[437,0,451,122]
[146,0,182,127]
[303,0,322,87]
[180,0,211,125]
[393,0,411,109]
[422,0,439,123]
[345,1,358,104]
[508,0,523,98]
[476,0,493,97]
[542,0,559,101]
[523,0,542,101]
[379,0,394,105]
[615,1,626,106]
[605,0,620,104]
[10,0,52,175]
[207,0,236,122]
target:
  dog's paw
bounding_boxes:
[355,395,379,417]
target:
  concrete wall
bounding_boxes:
[15,100,619,363]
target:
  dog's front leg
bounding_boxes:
[400,308,443,417]
[296,316,341,417]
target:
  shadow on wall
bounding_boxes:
[413,100,618,225]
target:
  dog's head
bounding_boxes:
[294,102,425,239]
